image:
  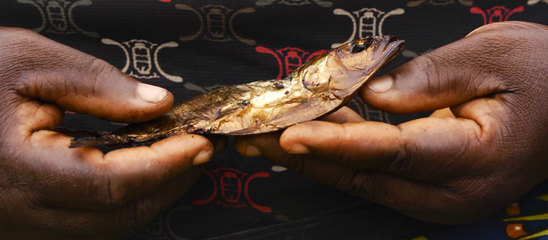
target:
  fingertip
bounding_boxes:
[234,136,247,156]
[236,131,286,158]
[366,75,394,93]
[319,106,365,123]
[137,82,169,104]
[149,134,214,166]
[280,123,320,154]
[279,125,300,151]
[192,149,213,165]
[60,60,174,123]
[359,51,461,115]
[360,72,409,114]
[284,143,309,154]
[244,144,262,157]
[204,135,228,153]
[430,108,455,118]
[361,73,411,113]
[234,136,261,157]
[121,81,174,123]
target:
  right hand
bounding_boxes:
[0,27,215,239]
[236,22,548,224]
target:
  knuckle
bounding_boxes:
[329,147,353,167]
[117,197,156,231]
[280,154,308,175]
[84,58,116,98]
[331,167,379,200]
[378,129,412,176]
[349,170,388,202]
[0,29,40,82]
[88,173,127,208]
[381,148,410,176]
[332,168,360,193]
[421,51,457,91]
[0,28,50,61]
[330,125,356,167]
[0,27,38,46]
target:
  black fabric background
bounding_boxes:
[1,0,548,239]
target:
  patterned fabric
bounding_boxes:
[1,0,548,239]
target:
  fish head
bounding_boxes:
[300,36,404,98]
[339,36,404,70]
[330,36,405,97]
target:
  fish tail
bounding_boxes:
[45,127,109,137]
[69,134,130,148]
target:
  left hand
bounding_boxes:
[0,27,217,239]
[235,21,548,224]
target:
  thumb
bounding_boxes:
[3,28,173,123]
[360,22,548,114]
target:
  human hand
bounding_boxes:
[0,27,216,239]
[236,21,548,224]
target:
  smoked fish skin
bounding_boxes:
[70,35,404,147]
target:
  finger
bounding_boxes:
[9,78,209,210]
[235,131,283,158]
[319,106,365,123]
[280,120,401,168]
[236,130,360,185]
[204,134,229,153]
[234,106,363,157]
[235,106,364,157]
[24,130,212,210]
[360,22,548,114]
[278,111,489,182]
[236,124,493,224]
[4,166,204,240]
[1,28,172,123]
[430,107,455,118]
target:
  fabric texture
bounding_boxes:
[1,0,548,239]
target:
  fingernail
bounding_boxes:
[368,75,394,93]
[193,149,213,166]
[214,138,228,153]
[137,83,168,103]
[244,144,261,157]
[287,143,309,154]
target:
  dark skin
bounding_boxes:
[0,27,220,239]
[236,21,548,224]
[3,20,547,238]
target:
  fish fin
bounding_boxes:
[269,97,341,128]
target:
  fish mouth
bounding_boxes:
[374,35,405,68]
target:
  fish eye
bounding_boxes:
[351,40,373,53]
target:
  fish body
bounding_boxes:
[70,35,404,147]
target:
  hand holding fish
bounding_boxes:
[0,27,215,239]
[67,35,404,147]
[236,21,548,224]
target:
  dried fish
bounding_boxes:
[69,35,404,147]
